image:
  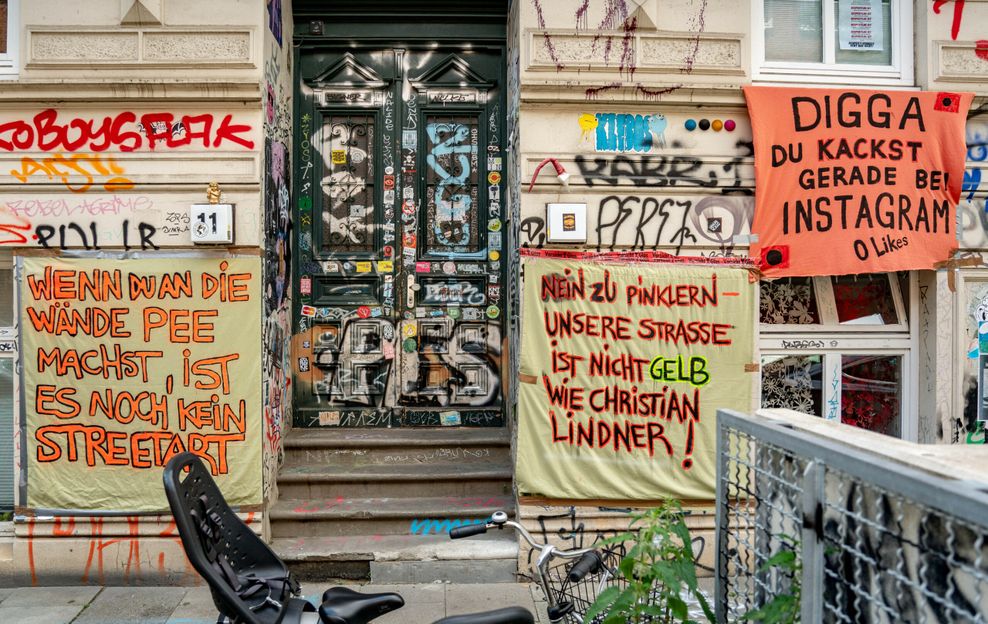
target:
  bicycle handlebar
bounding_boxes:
[567,551,603,582]
[449,523,489,539]
[447,511,595,559]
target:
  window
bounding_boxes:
[758,272,918,440]
[753,0,913,85]
[0,1,18,78]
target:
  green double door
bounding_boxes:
[293,41,507,428]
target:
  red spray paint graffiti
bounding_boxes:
[0,110,254,152]
[933,0,966,41]
[976,40,988,61]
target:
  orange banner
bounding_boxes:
[744,86,972,277]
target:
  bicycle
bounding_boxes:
[450,511,712,624]
[164,452,535,624]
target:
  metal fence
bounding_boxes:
[715,409,988,623]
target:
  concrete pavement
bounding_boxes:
[0,582,551,624]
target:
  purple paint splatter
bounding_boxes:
[531,0,564,70]
[684,0,709,74]
[636,84,684,100]
[575,0,590,29]
[585,82,623,99]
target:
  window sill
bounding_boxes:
[753,68,915,89]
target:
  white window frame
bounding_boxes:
[0,0,19,79]
[758,271,919,441]
[752,0,914,87]
[761,274,908,333]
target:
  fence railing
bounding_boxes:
[715,408,988,623]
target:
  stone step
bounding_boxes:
[276,460,513,499]
[283,428,510,465]
[268,495,513,538]
[285,427,510,448]
[271,532,519,583]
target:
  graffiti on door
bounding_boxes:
[426,120,479,253]
[294,48,504,427]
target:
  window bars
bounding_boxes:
[715,409,988,623]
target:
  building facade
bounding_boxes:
[0,0,984,584]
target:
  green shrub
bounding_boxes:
[584,501,713,624]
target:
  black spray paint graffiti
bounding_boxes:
[310,317,501,408]
[574,140,753,193]
[400,320,501,407]
[312,318,396,405]
[526,506,709,572]
[596,196,696,252]
[520,196,753,255]
[34,219,159,250]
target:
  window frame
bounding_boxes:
[760,274,908,333]
[758,271,920,441]
[0,0,19,79]
[751,0,914,86]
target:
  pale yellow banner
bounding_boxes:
[21,256,262,511]
[516,257,755,501]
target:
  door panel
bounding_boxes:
[319,113,378,255]
[423,115,481,255]
[294,44,504,428]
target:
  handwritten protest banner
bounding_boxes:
[20,257,262,512]
[744,86,972,277]
[516,251,754,500]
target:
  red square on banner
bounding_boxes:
[760,245,790,270]
[934,92,961,113]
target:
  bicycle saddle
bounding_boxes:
[319,587,405,624]
[432,606,535,624]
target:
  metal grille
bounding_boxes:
[716,409,988,623]
[320,114,375,253]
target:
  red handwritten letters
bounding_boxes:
[0,110,254,152]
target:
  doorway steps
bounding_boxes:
[269,427,518,583]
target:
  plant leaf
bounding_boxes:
[583,585,621,624]
[695,590,715,622]
[668,595,689,621]
[759,550,796,572]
